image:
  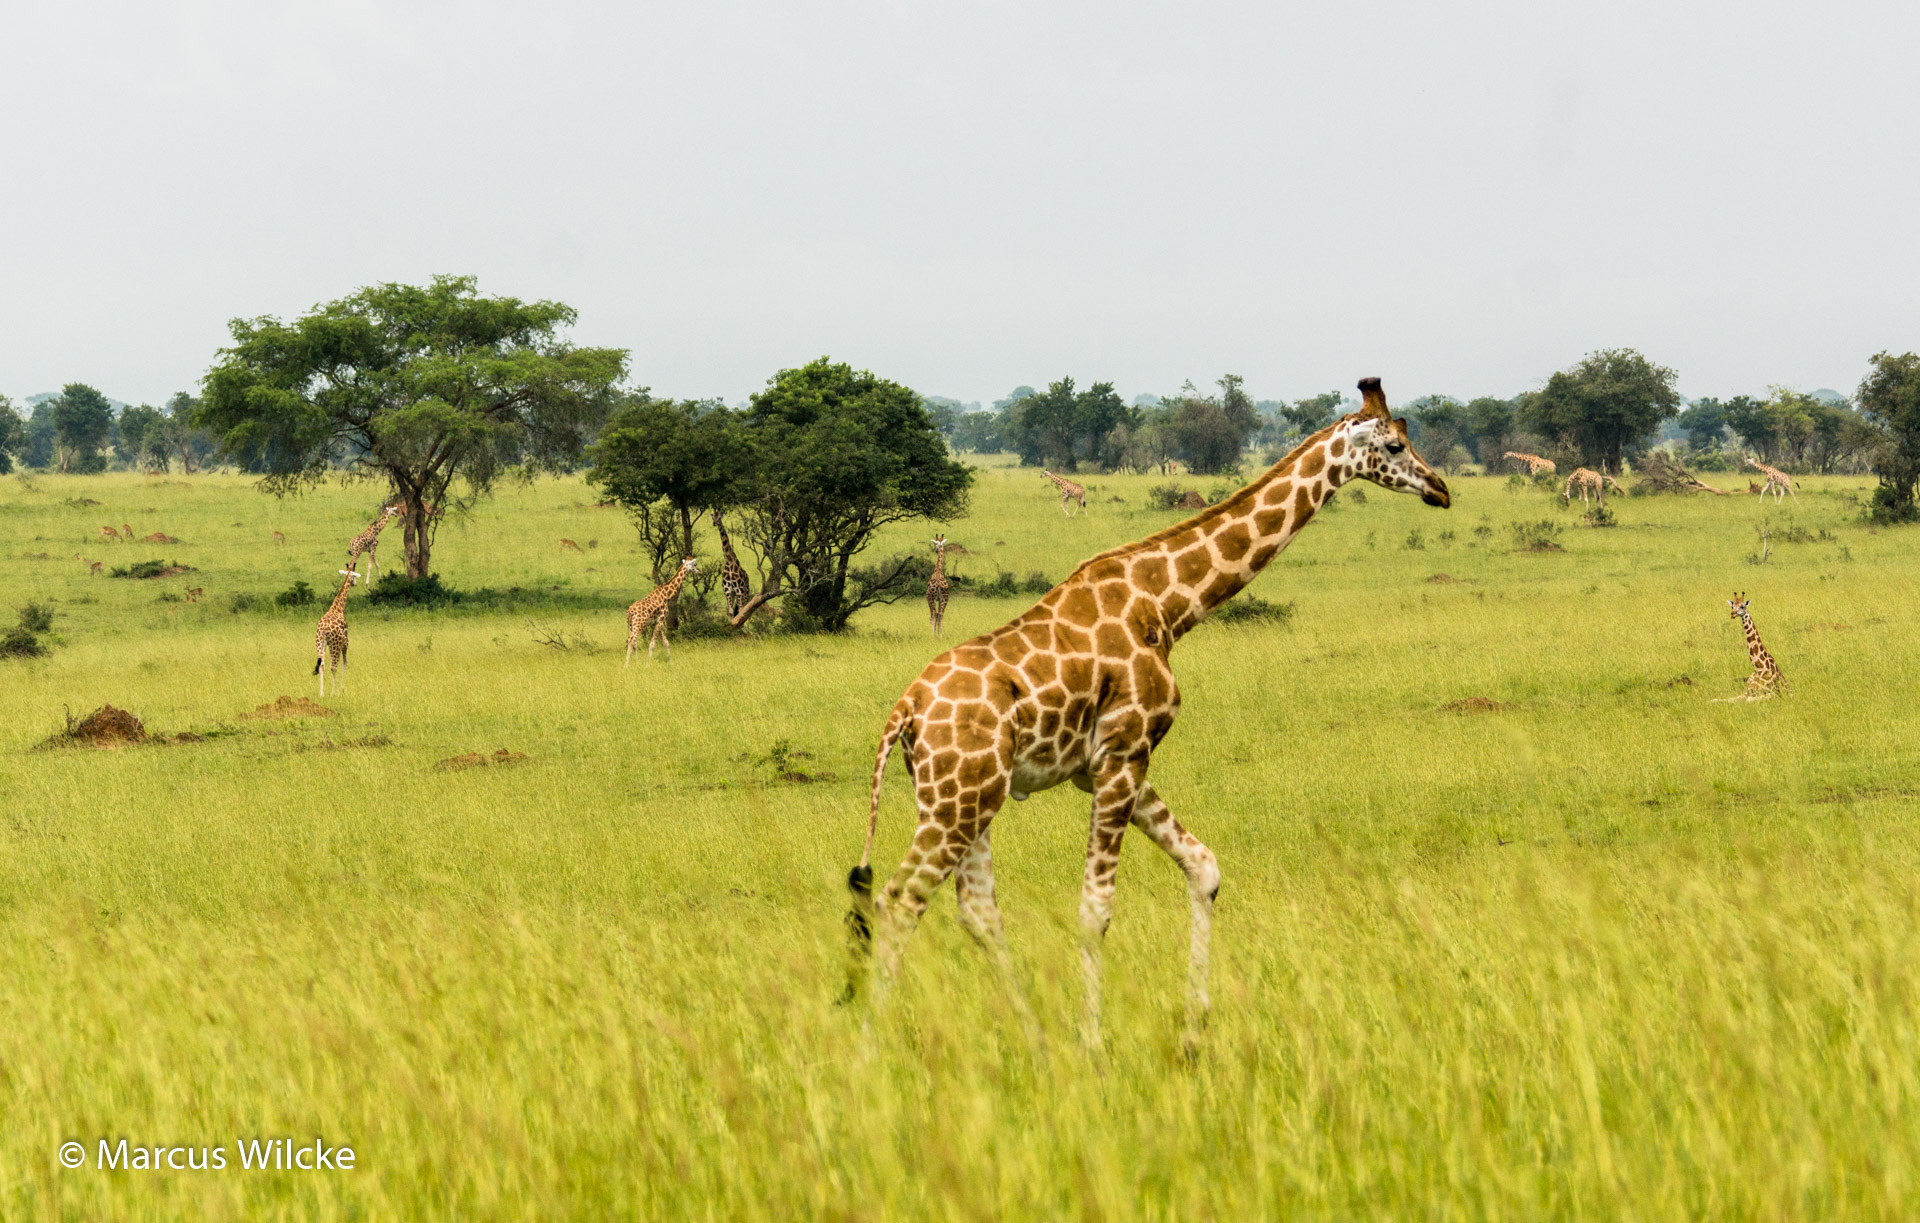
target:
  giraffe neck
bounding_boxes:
[931,551,945,580]
[326,579,355,617]
[1089,422,1353,639]
[1738,610,1772,667]
[659,569,689,602]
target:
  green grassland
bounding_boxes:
[3,463,1918,1220]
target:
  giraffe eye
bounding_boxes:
[1386,441,1405,455]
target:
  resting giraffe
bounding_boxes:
[1503,451,1556,477]
[1041,469,1088,517]
[346,504,401,586]
[926,535,951,636]
[711,509,751,620]
[1561,467,1624,506]
[625,557,700,665]
[1746,458,1797,501]
[846,377,1451,1046]
[312,567,360,697]
[1714,592,1786,701]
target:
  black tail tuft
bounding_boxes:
[312,657,322,675]
[838,865,876,1006]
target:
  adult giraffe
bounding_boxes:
[846,378,1450,1045]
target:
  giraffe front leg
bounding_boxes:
[871,816,974,998]
[954,822,1039,1041]
[1129,781,1220,1052]
[1079,753,1146,1051]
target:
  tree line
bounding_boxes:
[0,386,217,475]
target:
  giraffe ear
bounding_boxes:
[1357,377,1391,421]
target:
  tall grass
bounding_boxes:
[2,468,1915,1219]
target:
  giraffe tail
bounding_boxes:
[843,697,911,989]
[858,697,912,870]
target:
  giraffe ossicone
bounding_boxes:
[845,376,1451,1046]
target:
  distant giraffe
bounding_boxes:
[625,557,700,666]
[710,509,751,620]
[312,567,361,697]
[926,535,951,636]
[1561,468,1624,506]
[346,504,401,586]
[1041,469,1088,517]
[1746,458,1797,501]
[1715,592,1786,701]
[1503,451,1557,477]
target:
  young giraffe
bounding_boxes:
[926,535,951,636]
[345,504,401,586]
[1561,467,1624,506]
[1040,469,1088,517]
[1503,451,1557,477]
[846,378,1451,1045]
[1746,458,1797,501]
[312,566,360,697]
[625,557,700,666]
[1715,592,1786,701]
[710,509,751,620]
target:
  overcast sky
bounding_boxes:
[3,0,1916,411]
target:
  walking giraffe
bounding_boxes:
[1561,467,1624,506]
[1715,592,1786,701]
[1746,458,1797,501]
[711,509,751,620]
[926,535,951,636]
[345,504,401,586]
[1041,469,1088,517]
[845,377,1451,1046]
[1503,451,1557,477]
[625,557,700,666]
[312,566,361,697]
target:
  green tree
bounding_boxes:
[1278,391,1342,443]
[947,411,1006,454]
[196,276,626,578]
[1003,377,1136,470]
[1677,397,1731,451]
[116,404,169,472]
[1162,378,1259,474]
[0,396,22,473]
[1519,348,1681,473]
[587,394,745,583]
[23,401,56,469]
[52,383,114,473]
[1858,351,1920,522]
[1463,396,1517,461]
[161,392,218,473]
[738,358,971,631]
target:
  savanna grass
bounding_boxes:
[2,466,1917,1219]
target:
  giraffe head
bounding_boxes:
[1346,378,1451,508]
[382,503,401,519]
[931,534,947,556]
[1728,592,1751,619]
[337,567,361,588]
[679,556,700,575]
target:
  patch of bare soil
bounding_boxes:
[1441,697,1511,714]
[244,695,337,720]
[435,747,530,771]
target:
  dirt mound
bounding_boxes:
[44,704,149,747]
[140,532,180,544]
[1441,697,1510,714]
[244,695,336,720]
[435,747,530,771]
[1176,491,1207,509]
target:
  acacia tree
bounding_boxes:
[739,358,971,631]
[1859,351,1920,522]
[52,383,114,473]
[1520,348,1681,473]
[196,276,625,577]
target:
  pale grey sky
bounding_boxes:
[3,0,1916,411]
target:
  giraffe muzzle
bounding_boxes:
[1421,475,1451,509]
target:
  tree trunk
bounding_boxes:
[401,488,431,578]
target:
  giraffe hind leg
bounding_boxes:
[953,826,1040,1044]
[1130,781,1220,1053]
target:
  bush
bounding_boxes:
[111,558,192,579]
[1,603,53,658]
[1582,505,1617,527]
[1209,594,1296,627]
[956,570,1056,599]
[229,592,263,613]
[18,601,54,633]
[274,580,317,608]
[1510,519,1566,551]
[365,573,463,607]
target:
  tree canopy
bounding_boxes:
[587,394,744,581]
[0,396,22,474]
[52,383,113,473]
[196,276,627,577]
[1858,351,1920,522]
[1518,348,1681,473]
[1003,377,1135,470]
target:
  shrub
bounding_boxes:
[1510,519,1566,551]
[1404,530,1426,550]
[229,592,263,613]
[18,601,54,633]
[274,580,317,608]
[365,573,462,607]
[1210,595,1296,627]
[1583,505,1617,527]
[958,570,1056,599]
[111,558,192,579]
[1,625,45,658]
[1148,484,1189,510]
